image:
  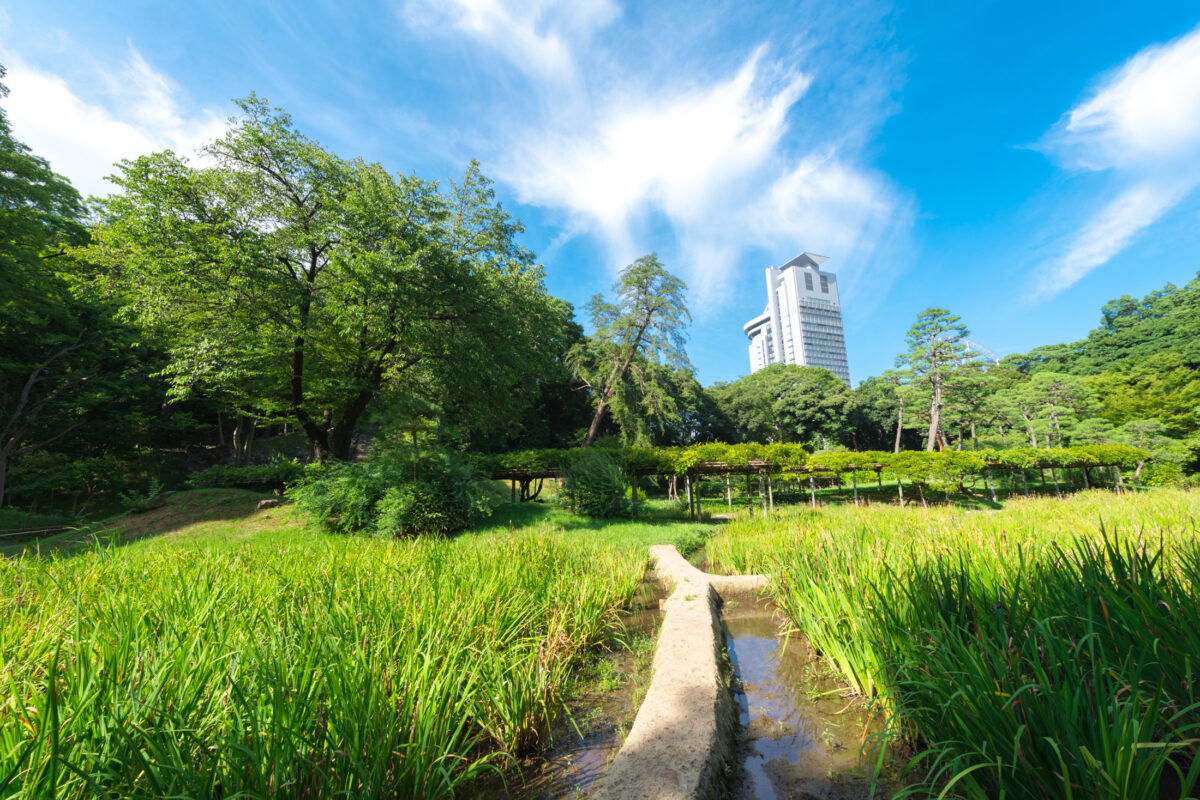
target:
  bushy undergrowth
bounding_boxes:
[559,449,630,517]
[186,461,304,492]
[706,489,1200,798]
[0,527,646,798]
[288,449,492,536]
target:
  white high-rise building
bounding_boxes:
[743,252,850,383]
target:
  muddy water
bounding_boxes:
[471,576,667,799]
[724,600,891,800]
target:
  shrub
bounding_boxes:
[186,461,304,492]
[288,449,492,537]
[559,449,630,517]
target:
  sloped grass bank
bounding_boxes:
[706,490,1200,798]
[0,497,665,798]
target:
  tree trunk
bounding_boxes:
[767,475,774,511]
[897,478,904,507]
[808,473,816,508]
[1050,468,1061,498]
[894,397,904,453]
[232,415,256,467]
[986,469,997,503]
[0,449,8,510]
[583,398,610,448]
[852,470,859,506]
[925,379,942,452]
[1021,470,1029,498]
[726,475,732,512]
[970,422,978,450]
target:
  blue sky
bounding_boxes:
[3,1,1200,385]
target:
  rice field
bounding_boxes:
[0,495,700,799]
[706,489,1200,799]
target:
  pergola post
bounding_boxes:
[726,475,732,512]
[511,480,516,504]
[1081,466,1090,489]
[746,473,752,511]
[851,469,859,507]
[808,472,816,508]
[767,474,774,512]
[685,474,694,520]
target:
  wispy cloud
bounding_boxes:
[400,0,911,314]
[402,0,618,86]
[2,46,225,197]
[1033,23,1200,299]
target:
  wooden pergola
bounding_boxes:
[493,455,1132,520]
[493,459,886,520]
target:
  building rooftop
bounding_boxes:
[779,252,830,270]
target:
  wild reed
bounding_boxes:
[707,489,1200,798]
[0,523,646,798]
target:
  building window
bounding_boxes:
[820,276,829,293]
[804,272,813,291]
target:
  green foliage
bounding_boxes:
[895,308,971,450]
[117,478,164,513]
[487,443,1146,487]
[186,461,303,492]
[559,449,630,517]
[288,449,492,536]
[92,96,567,461]
[568,254,692,446]
[708,364,851,446]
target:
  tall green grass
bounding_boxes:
[0,522,646,798]
[706,490,1200,798]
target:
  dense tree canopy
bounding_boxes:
[92,97,567,460]
[0,65,159,508]
[709,364,851,446]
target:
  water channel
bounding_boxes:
[474,576,667,799]
[724,600,890,800]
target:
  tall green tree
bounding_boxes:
[92,96,564,460]
[709,364,851,446]
[0,64,116,507]
[847,371,922,451]
[895,308,970,451]
[568,254,691,447]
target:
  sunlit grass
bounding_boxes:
[706,489,1200,798]
[0,491,706,799]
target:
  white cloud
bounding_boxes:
[503,48,811,264]
[398,0,910,316]
[3,48,226,197]
[498,42,904,309]
[1034,24,1200,298]
[401,0,618,85]
[742,150,911,304]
